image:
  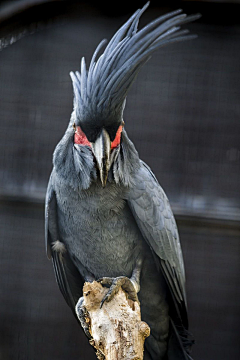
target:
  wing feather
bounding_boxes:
[128,161,188,325]
[45,173,84,314]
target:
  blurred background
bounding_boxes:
[0,0,239,359]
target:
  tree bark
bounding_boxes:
[76,281,150,360]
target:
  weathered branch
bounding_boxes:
[76,281,150,360]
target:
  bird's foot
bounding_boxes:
[75,297,92,339]
[97,276,139,308]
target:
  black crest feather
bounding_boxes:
[70,2,200,136]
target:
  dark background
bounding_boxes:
[0,1,239,359]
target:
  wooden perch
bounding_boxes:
[76,281,150,360]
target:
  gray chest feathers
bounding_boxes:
[56,180,144,278]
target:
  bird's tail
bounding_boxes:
[167,318,194,360]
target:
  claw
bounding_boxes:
[99,276,139,308]
[75,297,92,339]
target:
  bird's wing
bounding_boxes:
[127,161,188,327]
[45,173,84,313]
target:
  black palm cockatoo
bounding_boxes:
[45,3,200,359]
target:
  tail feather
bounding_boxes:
[167,318,194,360]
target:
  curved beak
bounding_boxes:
[91,129,111,187]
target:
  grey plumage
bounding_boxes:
[46,3,198,359]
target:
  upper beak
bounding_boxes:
[91,129,111,187]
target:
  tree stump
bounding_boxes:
[76,281,150,360]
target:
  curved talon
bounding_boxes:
[99,276,139,308]
[75,297,92,339]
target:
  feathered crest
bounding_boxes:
[70,2,200,130]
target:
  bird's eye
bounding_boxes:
[73,122,76,131]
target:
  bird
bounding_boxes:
[45,3,200,359]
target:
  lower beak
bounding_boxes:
[91,129,111,187]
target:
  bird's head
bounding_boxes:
[69,73,127,187]
[54,3,200,190]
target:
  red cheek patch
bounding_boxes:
[74,126,91,146]
[74,125,123,148]
[111,126,123,149]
